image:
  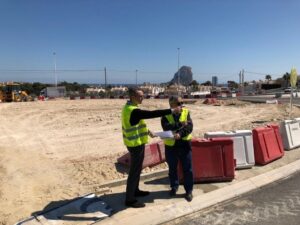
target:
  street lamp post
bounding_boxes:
[135,69,138,86]
[177,48,180,85]
[53,52,57,87]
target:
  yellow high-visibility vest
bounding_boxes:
[163,108,192,146]
[122,103,148,147]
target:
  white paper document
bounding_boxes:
[154,130,174,139]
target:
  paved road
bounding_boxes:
[165,171,300,225]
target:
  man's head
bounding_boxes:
[169,96,183,109]
[128,87,144,105]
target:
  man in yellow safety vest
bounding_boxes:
[122,87,181,208]
[161,96,194,202]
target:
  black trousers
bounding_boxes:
[125,144,145,202]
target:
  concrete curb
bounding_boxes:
[96,158,300,225]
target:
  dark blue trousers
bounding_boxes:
[165,145,193,194]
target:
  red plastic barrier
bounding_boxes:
[38,96,45,101]
[157,141,165,162]
[178,138,235,183]
[143,143,162,168]
[203,98,217,105]
[117,153,131,166]
[252,124,284,165]
[117,142,166,168]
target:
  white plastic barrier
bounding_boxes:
[266,99,278,104]
[204,130,255,169]
[280,118,300,150]
[293,92,300,97]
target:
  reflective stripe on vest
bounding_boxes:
[121,103,149,147]
[163,108,192,146]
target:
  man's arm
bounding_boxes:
[130,108,172,126]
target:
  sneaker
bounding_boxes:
[125,199,146,208]
[169,188,178,197]
[135,189,150,197]
[185,192,193,202]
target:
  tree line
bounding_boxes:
[19,81,90,96]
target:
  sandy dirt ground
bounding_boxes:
[0,98,300,224]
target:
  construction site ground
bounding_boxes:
[1,98,300,225]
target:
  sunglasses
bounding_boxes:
[177,102,183,106]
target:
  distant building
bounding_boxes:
[40,86,66,98]
[190,91,210,96]
[110,86,127,96]
[212,76,218,86]
[86,87,106,94]
[164,84,186,96]
[140,85,165,96]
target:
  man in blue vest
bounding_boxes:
[122,87,181,208]
[161,96,194,202]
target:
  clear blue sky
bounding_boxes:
[1,0,300,84]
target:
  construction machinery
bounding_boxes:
[0,82,33,102]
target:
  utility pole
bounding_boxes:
[241,69,245,95]
[177,48,180,85]
[135,69,138,86]
[53,52,57,87]
[104,67,107,89]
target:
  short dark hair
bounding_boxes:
[128,87,141,97]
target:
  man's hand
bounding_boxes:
[180,121,188,126]
[148,130,157,138]
[174,133,181,140]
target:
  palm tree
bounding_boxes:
[283,72,290,87]
[265,75,272,81]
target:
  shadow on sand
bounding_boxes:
[30,194,111,223]
[29,189,184,224]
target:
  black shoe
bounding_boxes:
[169,188,178,197]
[125,199,146,208]
[135,189,150,197]
[185,192,193,202]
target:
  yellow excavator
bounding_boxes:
[0,82,33,102]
